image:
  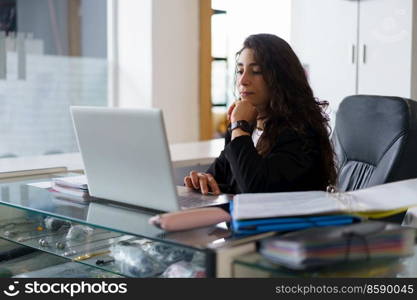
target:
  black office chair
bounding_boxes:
[332,95,417,222]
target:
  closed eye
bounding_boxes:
[236,69,262,75]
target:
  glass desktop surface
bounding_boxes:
[0,175,232,251]
[233,244,417,278]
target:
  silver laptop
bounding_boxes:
[70,106,231,212]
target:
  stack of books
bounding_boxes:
[50,175,90,202]
[259,221,416,270]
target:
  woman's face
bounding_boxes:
[236,48,270,111]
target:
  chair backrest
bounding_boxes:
[332,95,417,192]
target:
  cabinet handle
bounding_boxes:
[0,31,5,79]
[17,33,26,80]
[351,44,355,64]
[362,44,367,64]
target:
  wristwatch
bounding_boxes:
[230,120,254,134]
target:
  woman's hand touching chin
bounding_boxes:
[228,99,258,123]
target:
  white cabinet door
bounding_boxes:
[358,0,412,97]
[291,0,358,119]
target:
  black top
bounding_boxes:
[206,128,327,194]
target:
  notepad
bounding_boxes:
[232,178,417,220]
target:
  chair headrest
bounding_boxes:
[334,95,416,165]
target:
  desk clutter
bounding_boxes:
[227,179,417,271]
[0,238,120,278]
[0,216,206,278]
[27,175,91,203]
[229,179,417,237]
[231,178,417,221]
[19,175,417,276]
[50,175,90,202]
[51,175,88,190]
[110,239,205,278]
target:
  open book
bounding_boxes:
[232,178,417,220]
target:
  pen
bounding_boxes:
[73,250,110,261]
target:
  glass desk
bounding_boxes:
[233,244,417,278]
[0,173,266,278]
[2,173,416,278]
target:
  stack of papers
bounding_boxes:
[50,175,90,202]
[52,175,88,190]
[260,221,416,270]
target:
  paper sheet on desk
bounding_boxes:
[27,181,52,189]
[348,178,417,212]
[233,178,417,220]
[233,191,344,220]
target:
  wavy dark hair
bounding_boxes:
[235,34,337,187]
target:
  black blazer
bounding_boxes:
[207,128,327,194]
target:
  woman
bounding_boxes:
[184,34,337,195]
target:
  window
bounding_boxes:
[0,0,108,158]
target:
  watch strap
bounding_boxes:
[230,120,254,134]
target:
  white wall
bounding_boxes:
[116,0,153,108]
[291,0,358,129]
[223,0,292,52]
[152,0,199,143]
[114,0,199,143]
[291,0,417,117]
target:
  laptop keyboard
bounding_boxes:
[176,186,232,210]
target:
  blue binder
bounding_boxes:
[230,200,360,235]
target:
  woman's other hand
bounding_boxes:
[184,171,221,195]
[229,99,258,123]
